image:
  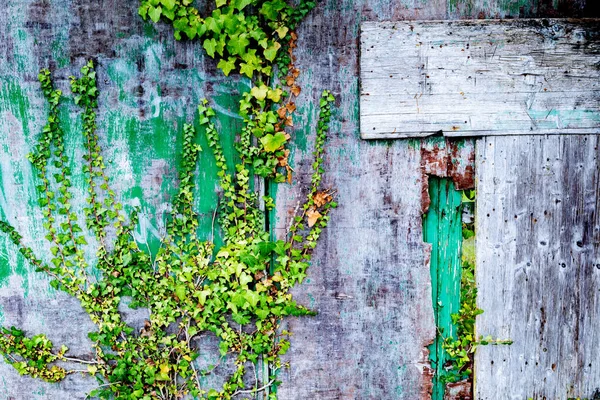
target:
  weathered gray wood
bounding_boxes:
[360,19,600,139]
[475,135,600,399]
[0,0,597,398]
[272,3,457,399]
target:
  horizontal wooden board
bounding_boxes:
[360,19,600,139]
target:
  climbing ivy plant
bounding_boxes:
[0,1,336,399]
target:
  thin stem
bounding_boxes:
[61,356,98,365]
[232,379,275,397]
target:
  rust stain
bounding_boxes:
[421,172,431,214]
[419,339,435,400]
[420,138,475,213]
[444,378,472,400]
[448,139,475,191]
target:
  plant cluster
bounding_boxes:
[0,1,336,399]
[138,0,315,78]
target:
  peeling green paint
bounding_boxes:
[423,177,463,400]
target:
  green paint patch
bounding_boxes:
[499,0,534,15]
[423,177,463,400]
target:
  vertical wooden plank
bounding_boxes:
[475,135,600,399]
[423,177,464,399]
[275,138,437,399]
[272,0,451,397]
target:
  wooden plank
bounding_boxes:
[360,19,600,139]
[274,139,437,399]
[474,135,600,399]
[272,2,451,397]
[423,177,464,399]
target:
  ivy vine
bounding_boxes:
[0,1,336,399]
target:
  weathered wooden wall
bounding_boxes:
[0,0,598,399]
[475,135,600,399]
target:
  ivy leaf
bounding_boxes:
[227,33,250,56]
[250,85,268,101]
[239,272,253,286]
[263,41,281,62]
[234,0,253,10]
[275,26,289,39]
[175,285,187,301]
[203,38,217,58]
[260,0,287,21]
[267,88,283,103]
[122,252,132,266]
[260,132,287,152]
[160,0,175,10]
[138,4,149,19]
[217,57,237,76]
[232,312,251,325]
[255,308,270,320]
[307,208,322,227]
[244,291,260,308]
[239,62,255,78]
[173,16,190,33]
[215,0,227,7]
[148,5,162,23]
[162,7,175,21]
[156,364,170,381]
[197,290,211,305]
[205,17,221,34]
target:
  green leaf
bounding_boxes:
[226,33,250,56]
[260,0,286,21]
[264,42,281,61]
[197,290,211,305]
[239,62,255,78]
[175,285,187,301]
[203,38,217,58]
[267,88,283,103]
[250,85,268,101]
[215,0,227,7]
[239,272,253,286]
[275,26,289,39]
[244,290,260,308]
[138,4,149,19]
[217,57,236,76]
[162,7,175,20]
[255,308,270,320]
[122,252,133,266]
[260,132,287,152]
[234,0,253,10]
[160,0,175,10]
[148,5,162,23]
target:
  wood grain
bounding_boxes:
[0,0,597,398]
[360,19,600,139]
[474,135,600,399]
